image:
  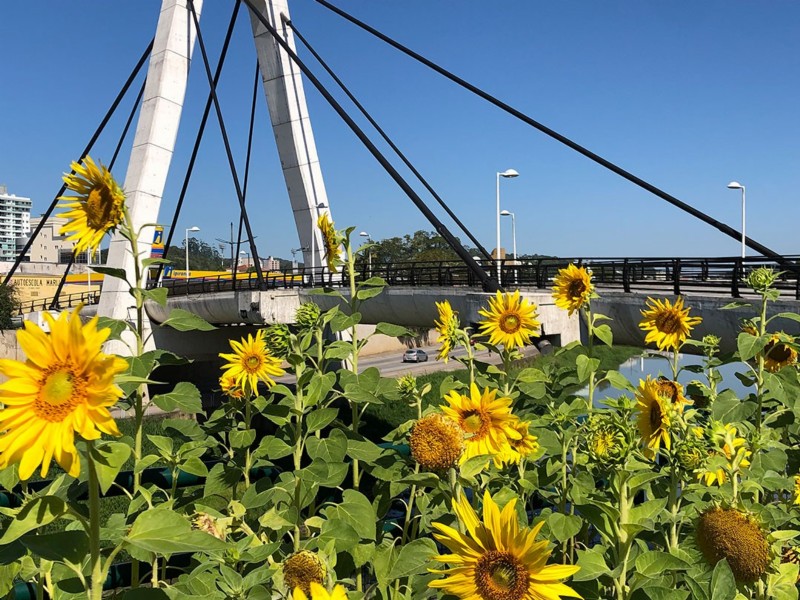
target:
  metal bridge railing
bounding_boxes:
[16,256,800,315]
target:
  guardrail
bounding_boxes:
[17,256,800,315]
[16,290,101,315]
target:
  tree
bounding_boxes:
[364,230,476,265]
[0,283,20,330]
[164,238,225,271]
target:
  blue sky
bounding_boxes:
[1,1,798,260]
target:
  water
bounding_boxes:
[595,352,750,404]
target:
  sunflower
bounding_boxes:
[441,384,520,466]
[478,291,540,349]
[696,507,770,583]
[434,300,461,363]
[317,213,342,273]
[292,583,349,600]
[655,377,690,408]
[763,333,798,373]
[635,378,672,458]
[552,263,593,316]
[430,492,581,600]
[639,296,702,350]
[700,423,751,486]
[795,474,800,505]
[409,414,464,471]
[0,308,127,479]
[219,330,284,395]
[219,373,245,400]
[57,156,126,254]
[284,551,325,596]
[499,420,539,465]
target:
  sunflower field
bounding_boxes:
[0,158,799,600]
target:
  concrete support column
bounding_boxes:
[247,0,330,274]
[98,0,203,353]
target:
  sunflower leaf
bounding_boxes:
[594,323,613,347]
[0,496,67,544]
[160,308,216,332]
[710,558,737,600]
[737,332,769,362]
[386,538,438,580]
[91,266,129,282]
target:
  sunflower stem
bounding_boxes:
[87,441,104,600]
[401,466,420,546]
[244,399,252,489]
[586,304,595,417]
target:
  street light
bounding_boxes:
[310,202,328,285]
[359,231,372,277]
[727,181,746,259]
[500,210,516,283]
[496,169,519,282]
[185,226,200,278]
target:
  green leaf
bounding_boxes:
[769,311,800,324]
[721,301,752,310]
[179,456,209,477]
[547,512,583,542]
[306,408,339,433]
[594,323,613,347]
[634,551,689,577]
[0,496,67,544]
[91,266,128,281]
[306,430,348,464]
[576,355,600,383]
[95,316,128,341]
[387,538,438,579]
[160,308,216,332]
[323,490,377,541]
[230,429,257,450]
[151,381,203,414]
[21,530,89,564]
[604,369,635,392]
[125,508,227,557]
[121,589,171,599]
[711,392,756,423]
[573,547,609,582]
[356,287,384,301]
[318,518,360,553]
[91,441,132,495]
[737,331,769,362]
[710,559,737,600]
[375,322,411,337]
[254,436,293,460]
[143,287,168,307]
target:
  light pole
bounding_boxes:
[185,226,200,278]
[500,209,516,284]
[86,247,92,287]
[496,169,519,282]
[359,231,372,277]
[310,202,328,285]
[727,181,746,258]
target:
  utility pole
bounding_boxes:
[216,222,257,272]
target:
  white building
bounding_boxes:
[0,185,31,261]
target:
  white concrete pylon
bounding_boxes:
[98,0,203,353]
[247,0,331,275]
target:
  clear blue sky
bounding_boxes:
[1,1,798,259]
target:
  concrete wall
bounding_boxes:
[593,291,800,353]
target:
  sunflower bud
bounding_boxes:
[701,334,721,357]
[676,440,706,472]
[696,507,770,583]
[746,267,779,293]
[397,374,418,396]
[193,512,226,540]
[584,417,628,466]
[295,302,321,329]
[263,323,291,359]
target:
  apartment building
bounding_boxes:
[0,185,31,261]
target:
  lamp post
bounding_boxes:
[496,169,519,282]
[500,209,516,284]
[310,202,328,285]
[86,247,92,287]
[726,181,746,258]
[359,231,372,277]
[185,226,200,278]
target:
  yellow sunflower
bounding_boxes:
[57,156,126,254]
[430,492,581,600]
[219,330,284,395]
[699,424,750,486]
[794,474,800,505]
[655,377,690,408]
[292,582,349,600]
[639,296,702,350]
[317,212,342,273]
[434,300,460,363]
[635,378,672,458]
[284,551,325,596]
[763,333,798,373]
[441,384,520,466]
[552,264,593,316]
[478,290,540,349]
[409,414,464,472]
[0,308,127,479]
[499,420,539,465]
[219,372,245,400]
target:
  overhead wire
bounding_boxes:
[240,0,499,291]
[311,0,791,267]
[286,18,493,262]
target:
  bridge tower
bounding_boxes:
[98,0,330,351]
